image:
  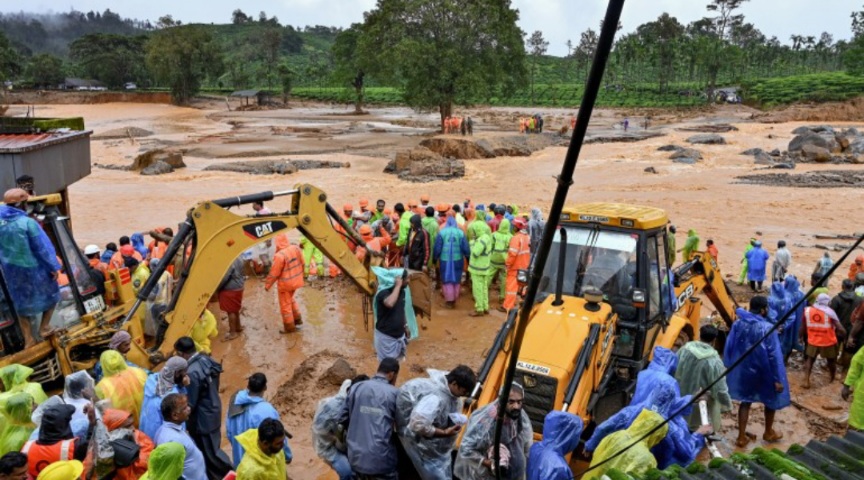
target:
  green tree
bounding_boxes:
[69,34,148,88]
[704,0,749,98]
[852,3,864,38]
[636,13,684,93]
[277,63,294,103]
[352,0,527,129]
[25,53,64,88]
[232,9,250,25]
[0,31,22,81]
[526,30,549,105]
[145,25,223,104]
[257,27,282,90]
[332,24,366,112]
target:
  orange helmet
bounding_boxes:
[436,203,449,213]
[359,198,369,208]
[407,200,418,208]
[513,218,528,231]
[343,203,353,211]
[383,208,392,215]
[359,224,373,237]
[420,194,430,202]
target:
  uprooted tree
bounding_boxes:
[348,0,527,129]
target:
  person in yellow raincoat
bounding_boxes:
[94,350,148,425]
[0,392,34,455]
[191,309,218,355]
[236,418,289,480]
[584,410,668,480]
[0,365,47,406]
[35,460,83,480]
[140,442,186,480]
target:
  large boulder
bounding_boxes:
[386,147,465,183]
[140,160,173,176]
[686,134,726,145]
[788,133,837,153]
[754,151,777,165]
[670,148,703,161]
[801,144,832,163]
[132,148,186,170]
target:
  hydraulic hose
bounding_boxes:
[491,1,626,477]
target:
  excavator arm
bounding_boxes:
[124,184,378,368]
[673,251,738,329]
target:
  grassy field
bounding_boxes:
[741,72,864,107]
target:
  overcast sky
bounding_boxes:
[2,0,859,56]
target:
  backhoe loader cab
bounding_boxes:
[0,194,132,383]
[471,203,707,448]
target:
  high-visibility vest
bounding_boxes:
[805,306,837,347]
[506,233,531,271]
[268,245,305,291]
[22,439,75,477]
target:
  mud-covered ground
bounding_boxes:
[8,98,863,478]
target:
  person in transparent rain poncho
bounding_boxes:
[395,366,476,480]
[454,383,532,480]
[310,377,366,480]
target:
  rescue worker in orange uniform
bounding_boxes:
[501,219,531,312]
[352,198,373,231]
[799,293,847,389]
[436,204,449,227]
[265,235,305,333]
[84,245,108,280]
[109,237,143,270]
[849,255,864,281]
[356,224,391,266]
[23,403,95,478]
[420,194,431,208]
[342,204,355,229]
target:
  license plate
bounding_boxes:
[83,296,106,314]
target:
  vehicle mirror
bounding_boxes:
[517,269,529,284]
[631,288,646,308]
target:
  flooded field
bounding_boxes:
[9,99,860,478]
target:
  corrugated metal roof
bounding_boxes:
[0,131,92,154]
[230,89,262,97]
[633,430,864,480]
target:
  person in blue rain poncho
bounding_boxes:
[140,357,189,440]
[130,233,150,260]
[784,275,806,358]
[526,411,583,480]
[767,281,798,360]
[0,189,61,348]
[724,296,790,448]
[433,216,470,308]
[226,373,291,468]
[630,346,678,407]
[745,240,771,292]
[585,365,711,469]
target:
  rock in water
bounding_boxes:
[657,145,682,152]
[644,166,658,174]
[754,152,777,165]
[801,144,832,163]
[670,148,703,161]
[788,133,835,153]
[140,160,173,176]
[672,157,698,165]
[686,134,726,145]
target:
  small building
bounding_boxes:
[229,89,271,107]
[0,118,92,216]
[59,78,105,91]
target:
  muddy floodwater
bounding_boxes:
[10,99,861,478]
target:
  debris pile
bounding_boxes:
[385,147,465,183]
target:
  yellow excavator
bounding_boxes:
[122,183,428,368]
[467,204,738,464]
[0,193,139,383]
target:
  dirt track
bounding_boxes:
[8,99,862,478]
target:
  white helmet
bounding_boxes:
[84,244,100,256]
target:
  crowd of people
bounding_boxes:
[0,333,292,480]
[3,182,864,479]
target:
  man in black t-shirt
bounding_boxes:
[374,271,410,361]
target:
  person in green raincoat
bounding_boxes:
[469,231,494,316]
[0,365,47,406]
[666,225,677,266]
[140,442,186,480]
[843,345,864,431]
[584,410,668,480]
[299,236,324,278]
[490,219,512,305]
[421,207,439,271]
[675,325,732,431]
[678,229,699,262]
[739,238,757,285]
[0,393,34,455]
